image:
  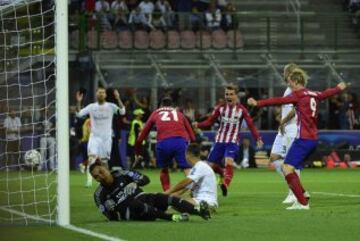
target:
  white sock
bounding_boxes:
[86,167,92,185]
[273,160,284,178]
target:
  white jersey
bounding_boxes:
[187,161,218,207]
[281,87,297,137]
[77,102,125,140]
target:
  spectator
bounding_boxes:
[236,138,257,169]
[95,0,113,30]
[150,10,168,31]
[174,0,193,30]
[347,92,360,129]
[114,8,129,32]
[196,0,211,12]
[205,2,222,31]
[183,99,196,122]
[190,5,204,32]
[38,108,56,171]
[222,2,238,31]
[139,0,155,14]
[129,7,149,30]
[217,0,228,11]
[111,0,129,14]
[3,108,22,170]
[328,95,341,129]
[156,0,174,28]
[127,0,139,11]
[339,93,351,129]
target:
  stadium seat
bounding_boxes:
[150,30,166,49]
[100,31,117,49]
[118,31,133,49]
[134,30,149,49]
[180,30,196,49]
[87,30,98,49]
[196,31,211,49]
[167,30,180,49]
[212,30,227,49]
[69,30,79,49]
[227,30,244,49]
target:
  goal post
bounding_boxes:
[56,0,69,226]
[0,0,69,226]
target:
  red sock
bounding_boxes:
[160,168,170,191]
[285,172,308,205]
[212,164,224,177]
[224,165,234,187]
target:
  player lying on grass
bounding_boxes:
[165,143,218,212]
[90,160,210,222]
[247,69,347,210]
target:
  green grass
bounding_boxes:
[1,169,360,241]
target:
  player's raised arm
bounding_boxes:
[196,106,221,129]
[113,89,126,115]
[124,170,150,187]
[317,82,347,101]
[249,94,299,108]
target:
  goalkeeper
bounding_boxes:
[90,160,211,222]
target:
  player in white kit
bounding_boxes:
[270,63,302,204]
[76,87,125,187]
[165,143,218,210]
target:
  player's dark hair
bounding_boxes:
[225,83,238,93]
[161,96,173,107]
[89,159,102,173]
[187,143,201,157]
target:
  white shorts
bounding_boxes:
[270,133,295,158]
[87,135,112,160]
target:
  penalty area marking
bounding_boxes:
[0,206,126,241]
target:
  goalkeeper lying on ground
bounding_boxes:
[90,160,211,222]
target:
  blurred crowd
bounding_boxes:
[342,0,360,36]
[68,0,239,32]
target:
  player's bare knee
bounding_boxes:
[225,158,234,166]
[282,164,294,175]
[270,154,282,162]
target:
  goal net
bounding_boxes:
[0,0,58,225]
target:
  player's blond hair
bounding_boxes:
[284,63,300,82]
[288,68,309,86]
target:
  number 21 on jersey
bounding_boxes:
[159,110,178,122]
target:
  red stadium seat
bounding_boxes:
[196,31,211,49]
[227,30,244,49]
[100,31,117,49]
[150,30,166,49]
[212,30,227,49]
[167,30,180,49]
[69,30,79,49]
[118,31,133,49]
[87,30,98,49]
[180,30,196,49]
[134,30,149,49]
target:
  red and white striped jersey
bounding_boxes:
[197,103,261,144]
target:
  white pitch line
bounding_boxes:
[312,192,360,198]
[0,207,126,241]
[63,224,127,241]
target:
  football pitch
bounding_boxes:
[1,168,359,241]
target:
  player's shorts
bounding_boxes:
[284,138,317,170]
[156,137,190,169]
[271,133,295,158]
[87,135,112,160]
[207,142,239,166]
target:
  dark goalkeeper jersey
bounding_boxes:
[94,169,150,220]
